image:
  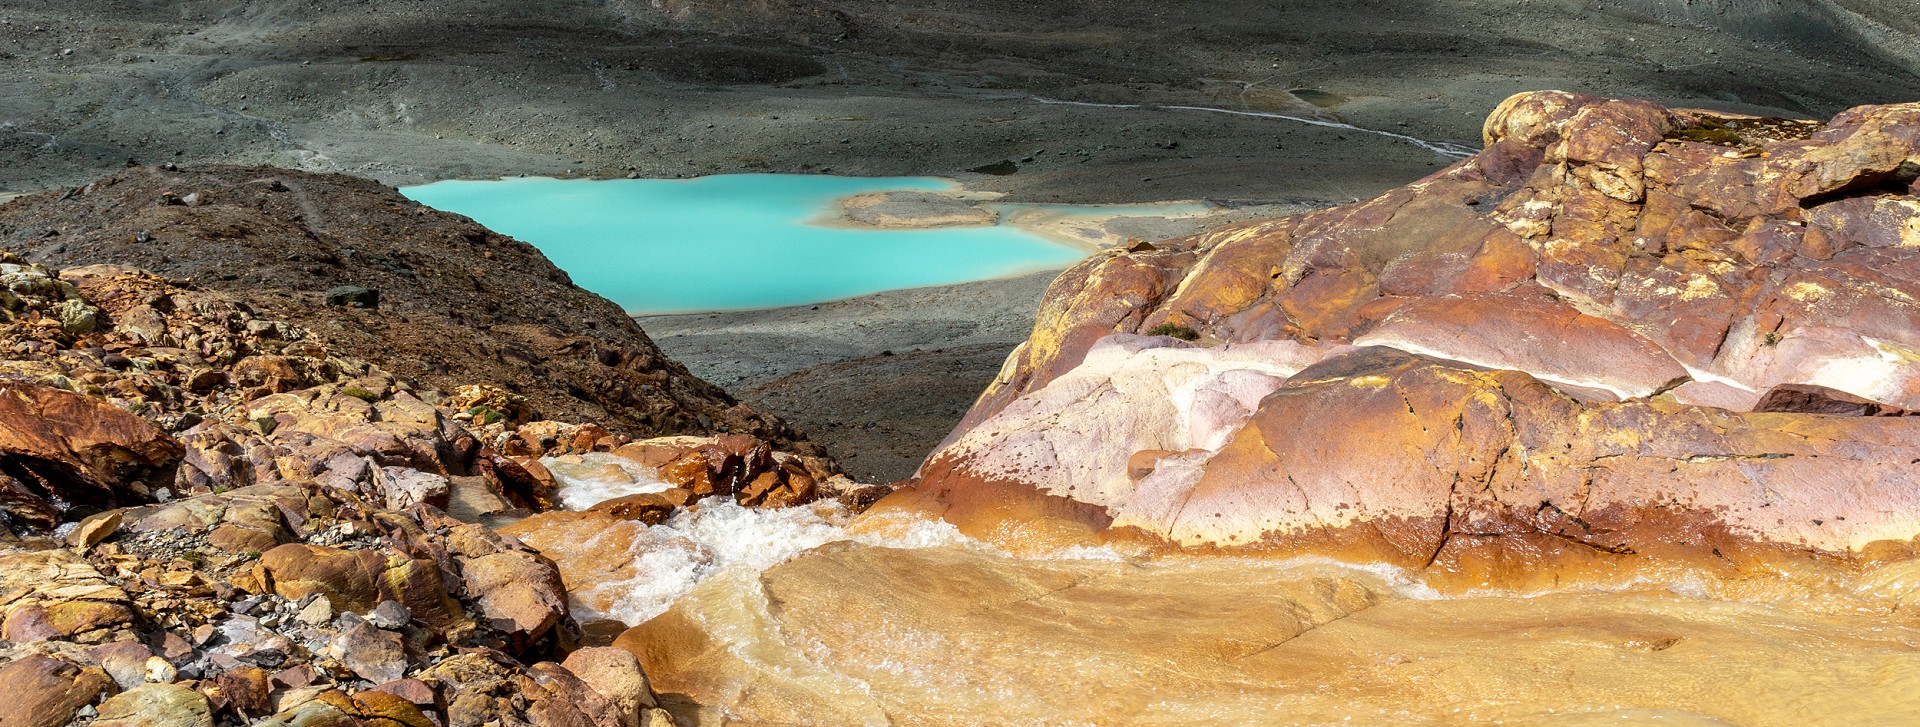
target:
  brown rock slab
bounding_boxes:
[92,683,212,727]
[0,654,116,727]
[67,509,122,550]
[0,383,181,531]
[588,489,692,525]
[1753,383,1912,416]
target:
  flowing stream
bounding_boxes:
[526,454,1920,725]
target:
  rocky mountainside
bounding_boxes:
[4,0,1920,204]
[877,92,1920,586]
[0,168,878,726]
[0,165,822,458]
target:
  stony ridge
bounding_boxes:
[0,181,863,724]
[0,166,823,458]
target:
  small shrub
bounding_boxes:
[1147,323,1200,341]
[1674,127,1746,146]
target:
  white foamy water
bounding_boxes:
[543,453,678,511]
[541,457,1072,624]
[536,453,1476,623]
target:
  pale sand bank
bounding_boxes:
[820,185,1323,250]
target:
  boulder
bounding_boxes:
[322,285,379,309]
[563,647,658,727]
[418,652,627,727]
[0,654,116,727]
[0,383,181,531]
[331,621,408,684]
[588,489,692,525]
[889,93,1920,580]
[0,550,136,643]
[460,548,572,651]
[254,544,472,636]
[92,683,212,727]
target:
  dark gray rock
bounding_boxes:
[323,286,379,309]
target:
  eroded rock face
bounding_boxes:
[888,93,1920,578]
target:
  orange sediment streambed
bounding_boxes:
[620,540,1920,725]
[507,462,1920,726]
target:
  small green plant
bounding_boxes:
[181,551,206,566]
[1762,332,1782,346]
[482,410,505,426]
[1675,127,1746,146]
[1671,117,1747,147]
[1147,323,1200,341]
[342,386,380,402]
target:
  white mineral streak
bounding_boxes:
[927,334,1338,509]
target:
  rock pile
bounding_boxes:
[0,243,847,724]
[0,166,821,457]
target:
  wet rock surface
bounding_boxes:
[628,542,1920,725]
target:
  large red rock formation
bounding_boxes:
[882,92,1920,582]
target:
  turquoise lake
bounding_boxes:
[401,175,1095,314]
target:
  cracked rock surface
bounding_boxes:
[882,92,1920,580]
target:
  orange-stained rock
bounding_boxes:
[0,382,181,531]
[0,654,116,727]
[562,646,658,726]
[894,93,1920,579]
[203,666,272,720]
[588,489,692,525]
[0,550,136,643]
[460,548,573,652]
[1352,291,1688,400]
[617,542,1920,725]
[254,544,472,636]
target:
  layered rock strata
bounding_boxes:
[881,92,1920,583]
